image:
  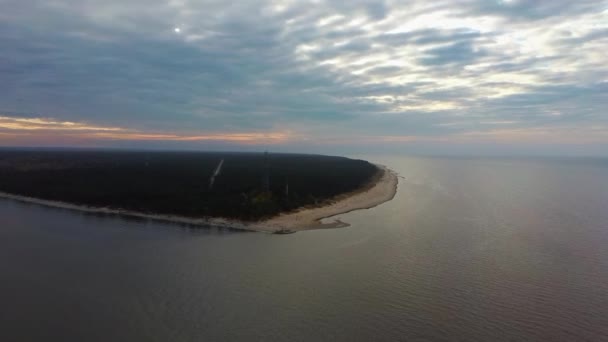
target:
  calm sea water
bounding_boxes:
[1,156,608,341]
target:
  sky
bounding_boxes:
[0,0,607,155]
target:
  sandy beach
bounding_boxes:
[0,165,398,233]
[256,165,398,232]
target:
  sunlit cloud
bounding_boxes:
[88,131,292,144]
[0,115,292,144]
[0,116,124,132]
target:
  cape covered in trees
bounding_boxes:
[0,150,378,221]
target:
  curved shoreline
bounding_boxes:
[0,165,398,233]
[257,165,398,232]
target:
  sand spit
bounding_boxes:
[0,165,398,233]
[256,165,398,232]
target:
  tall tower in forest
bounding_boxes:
[262,151,270,192]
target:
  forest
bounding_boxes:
[0,150,378,221]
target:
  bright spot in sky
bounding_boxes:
[174,27,181,33]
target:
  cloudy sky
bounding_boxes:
[1,0,607,154]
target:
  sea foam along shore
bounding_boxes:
[0,164,398,233]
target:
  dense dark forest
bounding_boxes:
[0,150,378,220]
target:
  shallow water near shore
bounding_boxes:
[2,155,608,341]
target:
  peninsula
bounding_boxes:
[0,150,398,233]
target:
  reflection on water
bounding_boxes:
[1,156,608,341]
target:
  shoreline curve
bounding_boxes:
[0,164,398,233]
[258,165,398,232]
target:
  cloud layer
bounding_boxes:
[0,0,606,152]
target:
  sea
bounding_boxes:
[1,155,607,341]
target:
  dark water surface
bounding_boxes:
[1,156,608,341]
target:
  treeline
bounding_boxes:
[0,150,378,221]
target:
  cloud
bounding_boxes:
[418,40,486,66]
[0,0,606,152]
[464,0,602,21]
[0,115,291,144]
[0,116,124,131]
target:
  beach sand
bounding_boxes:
[256,165,398,232]
[0,165,398,233]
